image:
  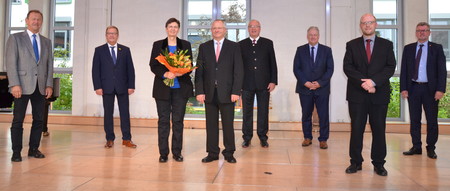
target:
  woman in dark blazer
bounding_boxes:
[149,18,194,163]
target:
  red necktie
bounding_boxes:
[366,39,372,63]
[252,39,256,46]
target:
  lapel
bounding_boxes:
[305,44,314,68]
[218,39,228,63]
[357,37,370,65]
[104,43,115,66]
[21,32,38,62]
[116,44,123,64]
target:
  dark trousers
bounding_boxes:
[42,100,50,132]
[205,88,236,157]
[102,91,131,141]
[407,83,439,151]
[155,89,188,156]
[242,89,269,142]
[348,101,387,167]
[299,93,330,141]
[10,85,45,152]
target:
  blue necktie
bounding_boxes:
[32,34,39,63]
[310,46,315,66]
[110,46,116,65]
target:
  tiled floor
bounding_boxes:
[0,122,449,190]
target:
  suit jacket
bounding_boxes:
[343,36,396,104]
[293,43,334,95]
[149,37,194,100]
[238,37,277,91]
[400,41,447,95]
[195,38,244,103]
[92,43,135,95]
[5,31,54,95]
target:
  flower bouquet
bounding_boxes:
[155,49,197,87]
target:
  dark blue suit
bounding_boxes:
[92,43,135,141]
[293,43,334,141]
[400,41,447,151]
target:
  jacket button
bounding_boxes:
[254,67,257,69]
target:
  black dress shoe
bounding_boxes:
[28,149,45,158]
[260,140,269,148]
[345,164,362,174]
[242,140,251,148]
[11,152,22,162]
[225,155,237,163]
[374,166,388,176]
[159,156,168,163]
[201,156,219,163]
[173,154,184,162]
[427,150,437,159]
[403,147,422,155]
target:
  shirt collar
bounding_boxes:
[26,29,39,38]
[108,43,118,47]
[250,36,260,43]
[417,41,428,47]
[363,35,375,42]
[214,38,224,44]
[309,43,318,49]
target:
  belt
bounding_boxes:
[412,81,428,84]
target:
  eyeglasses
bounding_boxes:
[360,21,376,25]
[416,30,430,33]
[106,32,118,35]
[248,25,260,29]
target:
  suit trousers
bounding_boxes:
[407,83,439,151]
[205,88,236,157]
[155,89,188,156]
[102,91,131,141]
[348,100,387,167]
[299,93,330,141]
[242,89,269,142]
[11,84,45,152]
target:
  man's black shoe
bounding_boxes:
[159,156,168,163]
[403,147,422,155]
[242,140,251,148]
[374,166,388,176]
[201,156,219,163]
[225,155,237,163]
[345,164,362,174]
[260,140,269,148]
[427,150,437,159]
[173,154,184,162]
[28,149,45,158]
[11,152,22,162]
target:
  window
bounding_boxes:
[7,0,28,31]
[183,0,250,117]
[373,0,403,119]
[429,0,450,119]
[50,0,75,112]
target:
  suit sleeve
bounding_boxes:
[126,47,136,89]
[436,44,447,93]
[45,38,54,88]
[370,41,396,87]
[293,47,307,85]
[232,44,244,95]
[399,45,409,92]
[149,41,168,78]
[5,35,20,88]
[194,44,205,95]
[92,48,102,90]
[317,47,334,87]
[343,42,366,87]
[268,40,278,84]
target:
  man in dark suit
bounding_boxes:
[239,20,277,148]
[5,10,54,162]
[293,26,334,149]
[92,26,136,149]
[195,20,244,163]
[343,14,396,176]
[400,22,447,159]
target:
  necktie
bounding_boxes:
[365,39,371,63]
[413,44,424,81]
[252,39,256,46]
[215,41,221,62]
[311,46,315,65]
[32,34,39,63]
[110,46,117,65]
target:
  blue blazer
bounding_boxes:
[293,43,334,95]
[92,43,135,95]
[400,41,447,95]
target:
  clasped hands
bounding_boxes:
[164,72,183,79]
[361,79,376,93]
[304,81,321,90]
